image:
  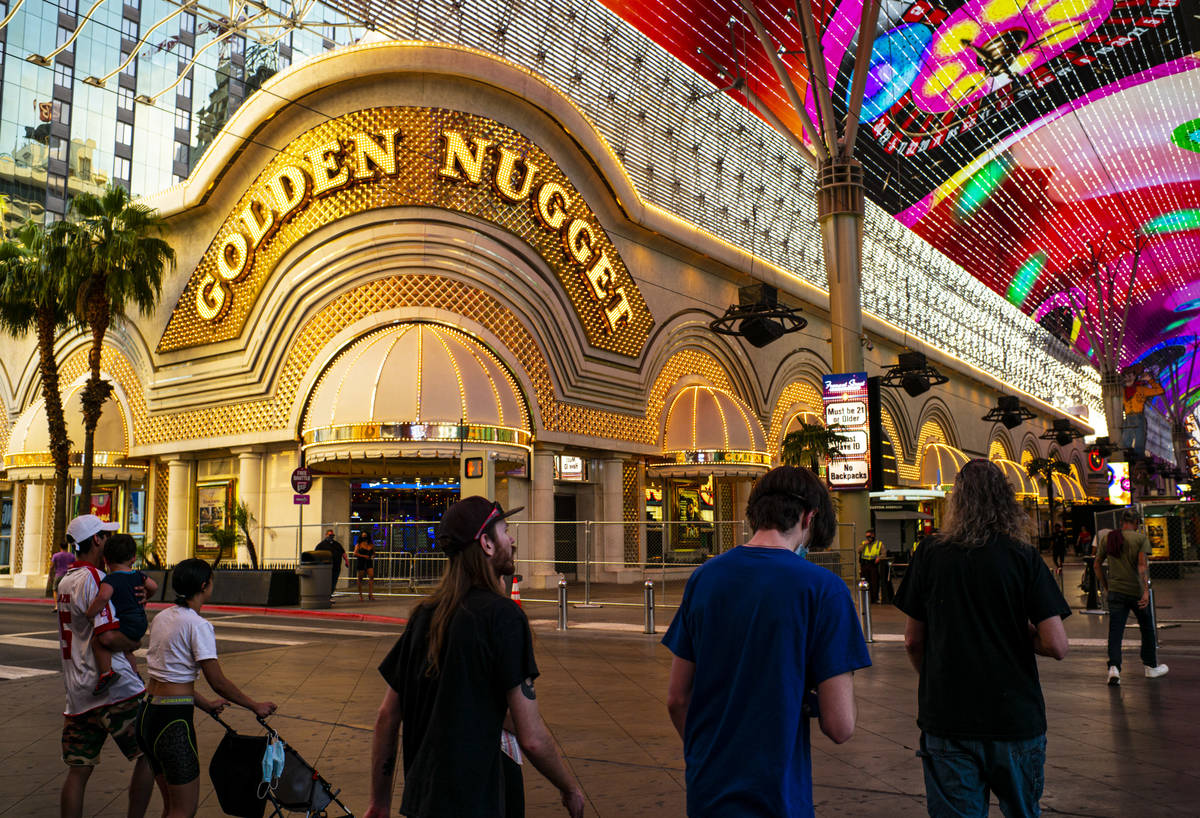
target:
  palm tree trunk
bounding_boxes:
[79,281,111,503]
[36,307,70,552]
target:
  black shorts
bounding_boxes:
[136,696,200,785]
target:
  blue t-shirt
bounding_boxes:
[662,546,871,817]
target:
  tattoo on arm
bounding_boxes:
[520,678,536,700]
[381,753,396,777]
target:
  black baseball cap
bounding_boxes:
[437,496,524,555]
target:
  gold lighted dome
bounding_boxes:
[651,385,769,477]
[5,381,137,476]
[992,458,1039,499]
[920,442,969,489]
[301,322,531,462]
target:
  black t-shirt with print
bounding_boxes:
[894,533,1070,740]
[379,586,537,817]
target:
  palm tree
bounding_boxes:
[67,185,175,501]
[0,221,76,552]
[781,422,850,471]
[232,500,260,569]
[1026,456,1071,532]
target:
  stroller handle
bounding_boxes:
[206,708,278,738]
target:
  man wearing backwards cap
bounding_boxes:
[57,514,154,818]
[366,496,585,818]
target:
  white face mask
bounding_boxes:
[793,542,808,559]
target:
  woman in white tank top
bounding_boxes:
[136,558,276,818]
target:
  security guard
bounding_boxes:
[860,530,883,604]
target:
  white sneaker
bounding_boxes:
[1144,664,1169,679]
[1107,666,1120,686]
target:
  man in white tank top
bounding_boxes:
[56,514,154,818]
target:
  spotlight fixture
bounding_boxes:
[881,351,948,398]
[982,395,1035,430]
[1088,436,1116,458]
[709,284,807,348]
[1039,418,1085,447]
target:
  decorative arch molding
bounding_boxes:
[1019,433,1043,464]
[152,212,649,418]
[914,398,961,452]
[642,314,762,415]
[646,350,741,449]
[988,427,1015,462]
[877,389,912,463]
[767,380,825,454]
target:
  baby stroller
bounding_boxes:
[208,712,353,818]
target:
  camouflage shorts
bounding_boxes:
[62,694,144,766]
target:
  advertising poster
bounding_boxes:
[89,492,113,522]
[196,481,234,560]
[822,372,871,490]
[1107,462,1131,506]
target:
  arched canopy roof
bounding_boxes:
[5,380,139,480]
[301,322,532,464]
[993,458,1039,499]
[920,443,970,489]
[651,385,770,478]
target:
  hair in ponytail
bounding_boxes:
[171,558,213,605]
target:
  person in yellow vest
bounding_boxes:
[860,530,883,604]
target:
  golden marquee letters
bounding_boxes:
[162,107,651,357]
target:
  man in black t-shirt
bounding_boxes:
[314,530,348,599]
[365,496,584,818]
[895,460,1070,818]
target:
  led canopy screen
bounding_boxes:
[600,0,1200,403]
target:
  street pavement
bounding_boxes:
[2,557,1199,816]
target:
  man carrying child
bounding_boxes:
[56,513,154,818]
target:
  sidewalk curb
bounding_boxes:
[0,595,407,625]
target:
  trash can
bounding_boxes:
[297,550,332,610]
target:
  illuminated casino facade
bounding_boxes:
[0,0,1192,585]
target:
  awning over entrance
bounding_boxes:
[649,385,770,479]
[301,322,532,464]
[1050,472,1089,504]
[4,382,143,481]
[920,443,970,489]
[993,458,1039,499]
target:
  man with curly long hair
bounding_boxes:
[366,496,584,818]
[895,459,1070,817]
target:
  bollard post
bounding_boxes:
[557,576,568,631]
[1147,579,1159,649]
[644,580,655,634]
[857,578,873,643]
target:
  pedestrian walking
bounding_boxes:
[1051,523,1068,573]
[86,534,158,694]
[137,558,276,818]
[895,459,1069,818]
[1094,508,1168,685]
[366,496,584,818]
[56,514,154,818]
[663,465,871,817]
[48,539,74,600]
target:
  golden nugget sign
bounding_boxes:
[160,107,652,356]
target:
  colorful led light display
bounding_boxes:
[598,0,1200,404]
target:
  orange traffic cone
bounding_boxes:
[510,575,522,607]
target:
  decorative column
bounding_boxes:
[236,449,263,566]
[166,459,194,566]
[600,456,624,580]
[16,482,47,589]
[529,448,556,588]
